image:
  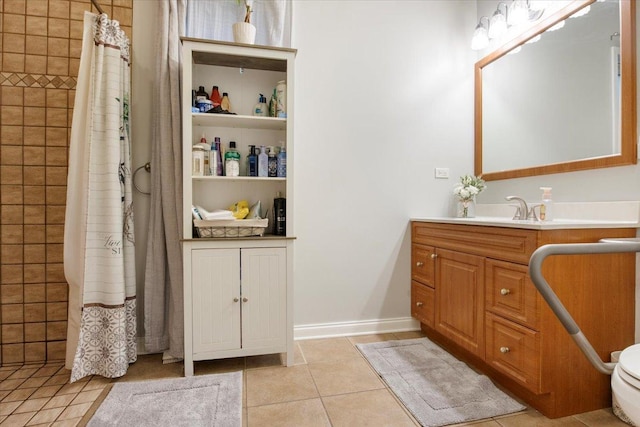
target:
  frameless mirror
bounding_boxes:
[475,0,636,181]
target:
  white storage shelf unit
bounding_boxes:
[181,38,296,376]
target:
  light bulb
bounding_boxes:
[471,17,489,51]
[488,9,507,39]
[508,0,529,27]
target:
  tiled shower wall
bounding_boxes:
[0,0,132,366]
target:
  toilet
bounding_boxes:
[612,343,640,426]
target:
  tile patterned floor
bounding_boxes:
[0,332,630,426]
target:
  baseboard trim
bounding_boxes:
[294,317,420,340]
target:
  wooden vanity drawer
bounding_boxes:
[486,259,539,330]
[411,281,435,328]
[412,244,435,288]
[412,222,537,265]
[486,313,542,394]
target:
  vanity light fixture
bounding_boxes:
[488,3,509,39]
[471,16,490,50]
[508,0,530,27]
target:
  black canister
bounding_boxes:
[274,193,286,236]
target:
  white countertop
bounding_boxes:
[412,201,640,230]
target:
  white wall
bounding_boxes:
[131,0,477,340]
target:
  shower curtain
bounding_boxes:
[64,12,136,383]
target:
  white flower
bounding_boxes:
[453,174,486,202]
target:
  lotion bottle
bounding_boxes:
[540,187,553,221]
[258,145,269,177]
[224,141,241,177]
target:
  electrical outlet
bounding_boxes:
[435,168,449,179]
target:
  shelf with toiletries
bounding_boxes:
[181,38,296,376]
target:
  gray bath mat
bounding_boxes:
[88,371,242,426]
[357,338,525,426]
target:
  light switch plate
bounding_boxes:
[435,168,449,179]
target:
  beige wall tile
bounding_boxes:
[23,146,45,166]
[69,39,81,58]
[24,263,45,283]
[46,283,66,302]
[68,18,83,40]
[24,205,45,225]
[24,342,45,362]
[48,18,69,38]
[45,263,64,281]
[1,87,24,106]
[1,224,24,244]
[46,321,66,341]
[1,126,24,146]
[46,89,67,108]
[2,343,24,364]
[46,302,66,321]
[45,225,63,244]
[1,265,23,284]
[24,244,45,263]
[1,205,23,224]
[2,166,24,185]
[45,107,67,128]
[24,322,45,342]
[1,284,24,304]
[113,0,133,7]
[4,14,26,34]
[68,57,80,77]
[0,146,23,166]
[24,53,47,73]
[45,204,65,223]
[45,186,65,205]
[1,244,23,264]
[24,303,45,322]
[24,283,45,303]
[46,341,65,360]
[2,53,25,72]
[22,186,45,205]
[24,88,46,107]
[45,127,67,146]
[23,224,45,244]
[46,56,68,74]
[2,324,24,343]
[25,16,47,36]
[1,305,24,324]
[4,0,26,14]
[1,106,24,126]
[46,244,63,263]
[24,126,45,146]
[69,2,89,20]
[0,186,23,205]
[23,168,45,186]
[112,7,132,27]
[26,0,49,16]
[45,147,67,166]
[45,167,67,186]
[3,33,26,53]
[23,106,45,127]
[48,0,70,19]
[25,34,47,55]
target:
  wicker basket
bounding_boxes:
[194,218,268,238]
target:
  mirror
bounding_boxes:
[475,0,637,181]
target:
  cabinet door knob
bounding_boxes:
[500,346,510,354]
[233,298,239,303]
[430,254,437,259]
[416,301,424,307]
[242,297,249,302]
[416,261,424,267]
[500,288,511,296]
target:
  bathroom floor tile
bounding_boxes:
[247,398,330,427]
[308,357,384,396]
[245,364,318,407]
[297,337,361,363]
[323,389,417,427]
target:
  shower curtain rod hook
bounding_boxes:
[91,0,104,15]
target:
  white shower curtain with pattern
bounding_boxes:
[64,12,136,383]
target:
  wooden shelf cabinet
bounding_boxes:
[411,221,636,418]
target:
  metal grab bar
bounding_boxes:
[528,238,640,375]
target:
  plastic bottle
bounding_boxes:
[200,134,209,175]
[253,94,268,117]
[209,142,219,177]
[247,145,258,177]
[269,88,277,117]
[275,80,286,118]
[224,141,241,177]
[192,145,205,176]
[268,146,278,177]
[273,192,286,236]
[211,86,222,107]
[221,92,231,112]
[540,187,553,221]
[195,86,209,101]
[214,137,223,176]
[277,143,286,177]
[258,145,269,177]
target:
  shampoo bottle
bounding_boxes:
[258,145,269,177]
[273,192,286,236]
[221,92,231,112]
[540,187,553,221]
[247,145,258,177]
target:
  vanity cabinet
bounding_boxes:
[411,221,636,418]
[181,39,296,376]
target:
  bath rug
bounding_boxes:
[357,338,525,426]
[87,371,242,426]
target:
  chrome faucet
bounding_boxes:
[505,196,538,221]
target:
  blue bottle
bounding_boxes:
[248,145,258,177]
[277,145,286,177]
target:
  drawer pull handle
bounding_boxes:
[416,301,424,307]
[500,346,510,354]
[430,254,437,259]
[416,261,424,267]
[500,288,511,296]
[242,297,249,302]
[233,298,239,302]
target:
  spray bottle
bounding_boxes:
[540,187,553,221]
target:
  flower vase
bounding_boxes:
[457,198,475,218]
[233,22,256,45]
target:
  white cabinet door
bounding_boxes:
[241,248,287,350]
[192,248,241,354]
